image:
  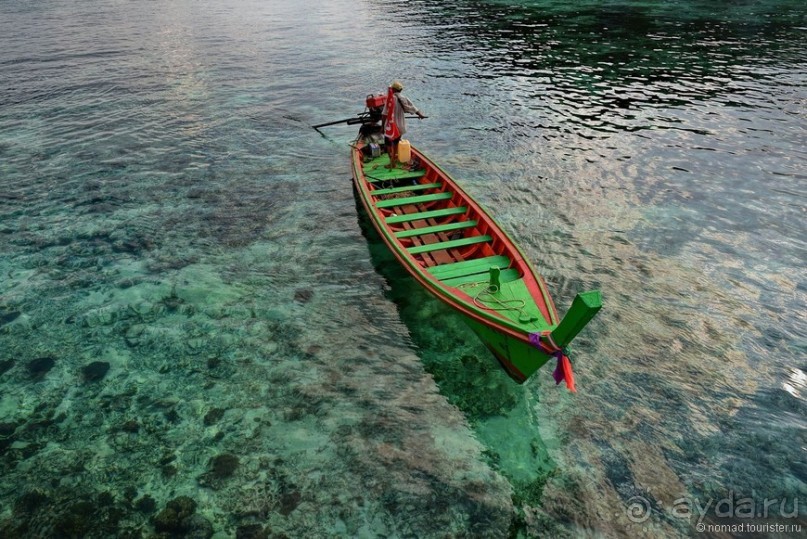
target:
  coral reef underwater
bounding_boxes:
[0,174,515,537]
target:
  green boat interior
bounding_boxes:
[362,152,523,291]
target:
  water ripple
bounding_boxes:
[0,0,805,537]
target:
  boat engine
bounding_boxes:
[364,93,385,123]
[359,93,386,147]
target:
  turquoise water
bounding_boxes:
[1,0,805,537]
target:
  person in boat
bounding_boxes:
[382,80,426,169]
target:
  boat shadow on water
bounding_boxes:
[352,190,564,521]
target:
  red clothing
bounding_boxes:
[383,87,400,140]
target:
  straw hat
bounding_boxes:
[390,80,404,91]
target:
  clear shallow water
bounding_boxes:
[0,0,805,537]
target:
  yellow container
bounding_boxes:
[398,139,411,163]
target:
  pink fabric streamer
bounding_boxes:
[529,332,577,392]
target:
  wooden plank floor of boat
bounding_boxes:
[397,204,459,267]
[363,154,463,267]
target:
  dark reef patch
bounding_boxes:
[153,496,210,536]
[210,453,239,479]
[135,495,157,514]
[235,523,269,539]
[26,356,56,381]
[82,361,111,382]
[0,358,14,376]
[203,407,225,426]
[278,490,302,516]
[0,311,21,327]
[7,490,132,537]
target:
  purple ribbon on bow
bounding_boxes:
[529,332,567,386]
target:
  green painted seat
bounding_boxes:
[375,192,453,209]
[428,255,511,280]
[385,206,467,224]
[408,235,492,255]
[372,182,442,196]
[365,169,426,183]
[395,220,478,239]
[440,268,521,287]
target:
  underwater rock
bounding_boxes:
[0,422,17,437]
[121,420,140,433]
[53,501,95,537]
[82,361,110,382]
[235,524,268,539]
[112,236,154,255]
[160,290,184,312]
[182,513,214,539]
[277,490,301,516]
[430,354,519,418]
[124,324,146,347]
[116,277,139,289]
[9,441,42,460]
[207,357,221,369]
[59,494,125,536]
[153,496,197,533]
[129,300,154,317]
[96,491,115,507]
[0,358,14,376]
[82,305,121,327]
[164,408,181,424]
[203,408,225,426]
[13,489,50,515]
[0,310,21,326]
[0,437,14,454]
[210,453,239,479]
[170,496,197,515]
[123,486,138,502]
[135,495,156,513]
[26,356,56,381]
[187,337,206,353]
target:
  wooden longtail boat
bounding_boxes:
[350,138,602,389]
